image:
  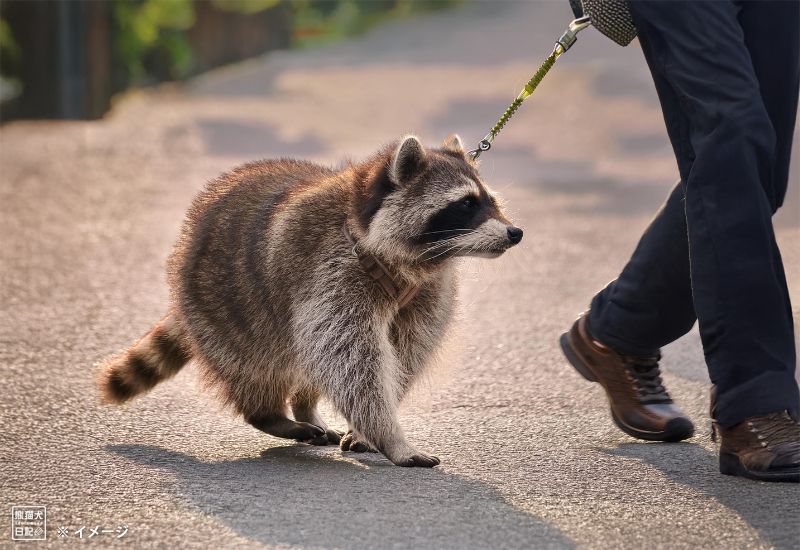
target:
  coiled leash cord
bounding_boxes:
[467,16,592,160]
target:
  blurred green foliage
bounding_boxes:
[0,12,22,101]
[113,0,196,80]
[211,0,283,14]
[111,0,461,82]
[1,0,462,90]
[291,0,461,49]
[0,17,19,62]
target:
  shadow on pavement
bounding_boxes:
[603,443,800,550]
[109,444,576,550]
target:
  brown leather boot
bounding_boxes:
[711,388,800,482]
[560,312,694,442]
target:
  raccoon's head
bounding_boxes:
[356,134,522,268]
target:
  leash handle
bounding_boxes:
[467,16,591,160]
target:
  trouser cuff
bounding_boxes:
[589,295,662,358]
[714,370,800,428]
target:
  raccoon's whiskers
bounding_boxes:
[414,232,476,260]
[422,233,474,247]
[421,242,464,263]
[508,247,531,276]
[417,229,474,237]
[464,240,480,258]
[421,244,462,262]
[421,236,463,249]
[415,240,456,260]
[480,255,501,292]
[513,240,534,265]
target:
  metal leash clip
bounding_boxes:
[466,135,493,159]
[557,15,591,53]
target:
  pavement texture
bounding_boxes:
[1,2,799,549]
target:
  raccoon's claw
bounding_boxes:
[340,430,377,453]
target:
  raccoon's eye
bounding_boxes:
[462,196,479,209]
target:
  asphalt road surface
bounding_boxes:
[1,2,798,549]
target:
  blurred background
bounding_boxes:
[0,0,459,120]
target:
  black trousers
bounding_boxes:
[588,0,800,427]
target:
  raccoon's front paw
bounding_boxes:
[384,445,440,467]
[340,430,378,453]
[300,428,344,446]
[391,451,440,468]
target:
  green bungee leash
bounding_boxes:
[466,15,592,160]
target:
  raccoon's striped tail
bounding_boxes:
[97,315,192,404]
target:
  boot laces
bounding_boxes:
[748,412,800,451]
[622,354,671,404]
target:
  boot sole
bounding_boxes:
[719,452,800,482]
[559,332,694,443]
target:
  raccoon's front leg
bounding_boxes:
[310,329,438,467]
[290,387,343,446]
[342,387,439,467]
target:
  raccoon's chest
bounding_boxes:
[388,276,458,346]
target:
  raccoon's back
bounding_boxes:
[167,159,336,358]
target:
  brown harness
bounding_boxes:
[342,221,420,309]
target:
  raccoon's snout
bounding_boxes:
[507,226,523,245]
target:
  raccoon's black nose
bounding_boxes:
[507,226,523,244]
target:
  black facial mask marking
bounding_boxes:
[418,191,493,244]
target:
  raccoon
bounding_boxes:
[97,134,522,467]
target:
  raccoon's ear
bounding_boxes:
[443,134,465,153]
[390,135,428,186]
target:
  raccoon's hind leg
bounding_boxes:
[290,387,343,446]
[246,413,327,441]
[240,371,327,441]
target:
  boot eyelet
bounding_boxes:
[757,435,764,439]
[761,442,767,447]
[747,422,753,427]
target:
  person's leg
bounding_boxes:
[589,181,694,357]
[562,19,699,443]
[737,1,799,409]
[588,8,700,358]
[626,0,799,429]
[738,0,799,213]
[568,0,800,451]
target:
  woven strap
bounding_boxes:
[581,0,637,47]
[342,221,420,309]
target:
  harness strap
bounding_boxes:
[342,221,420,309]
